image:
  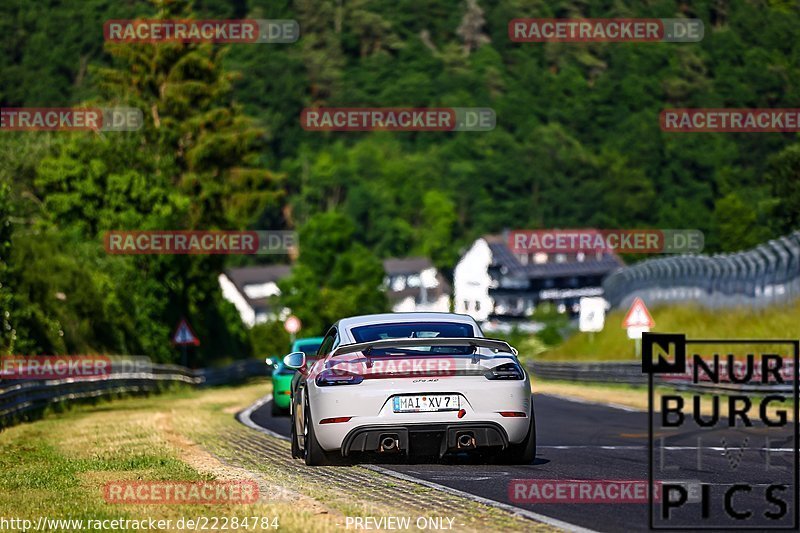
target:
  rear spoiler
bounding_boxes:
[331,337,518,357]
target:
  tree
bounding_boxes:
[278,212,387,335]
[767,144,800,234]
[25,0,283,362]
[0,180,12,354]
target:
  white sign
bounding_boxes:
[579,297,606,333]
[627,326,650,339]
[284,315,301,334]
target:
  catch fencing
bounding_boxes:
[0,358,266,429]
[602,230,800,309]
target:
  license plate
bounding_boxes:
[393,394,460,413]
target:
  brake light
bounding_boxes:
[315,369,364,386]
[484,363,524,380]
[498,411,527,417]
[320,417,352,424]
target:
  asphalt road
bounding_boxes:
[249,393,796,532]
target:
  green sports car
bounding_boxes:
[266,336,323,416]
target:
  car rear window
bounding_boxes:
[349,321,476,355]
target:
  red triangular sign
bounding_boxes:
[622,297,655,328]
[172,318,200,346]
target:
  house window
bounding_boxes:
[475,300,481,312]
[463,300,469,311]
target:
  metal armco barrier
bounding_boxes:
[602,230,800,309]
[0,358,266,429]
[527,361,794,395]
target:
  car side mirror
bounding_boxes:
[283,351,306,370]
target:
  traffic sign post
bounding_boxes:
[284,315,301,344]
[579,297,606,343]
[171,318,200,367]
[622,298,655,359]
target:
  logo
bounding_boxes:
[508,229,704,254]
[1,108,143,131]
[104,19,299,44]
[300,108,495,132]
[508,18,703,43]
[643,333,799,529]
[661,109,800,132]
[643,333,686,374]
[104,230,296,255]
[104,481,259,504]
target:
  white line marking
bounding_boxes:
[237,394,291,442]
[539,445,794,452]
[237,395,598,533]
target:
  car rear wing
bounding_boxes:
[330,337,518,357]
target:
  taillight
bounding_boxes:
[320,417,353,424]
[498,411,527,417]
[315,369,364,386]
[484,363,524,380]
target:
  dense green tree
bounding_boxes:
[278,212,387,335]
[3,0,800,359]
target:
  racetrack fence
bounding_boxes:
[602,230,800,310]
[0,358,266,429]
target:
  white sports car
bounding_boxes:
[285,313,535,466]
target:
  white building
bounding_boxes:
[218,265,292,327]
[453,238,495,322]
[382,257,451,313]
[220,257,450,327]
[453,234,623,325]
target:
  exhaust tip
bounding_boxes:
[380,435,399,451]
[456,432,476,449]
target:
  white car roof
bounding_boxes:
[335,312,482,343]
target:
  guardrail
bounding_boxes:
[527,361,794,395]
[0,358,267,429]
[602,230,800,310]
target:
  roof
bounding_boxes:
[223,265,292,308]
[225,265,292,286]
[382,257,434,275]
[486,239,623,279]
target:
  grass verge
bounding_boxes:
[0,379,558,532]
[541,301,800,361]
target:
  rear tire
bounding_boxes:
[303,402,340,466]
[290,408,301,459]
[499,410,536,464]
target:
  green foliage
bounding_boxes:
[278,212,387,334]
[3,0,800,360]
[250,320,291,357]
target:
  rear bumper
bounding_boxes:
[341,421,510,457]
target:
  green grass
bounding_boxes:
[0,380,352,532]
[541,300,800,361]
